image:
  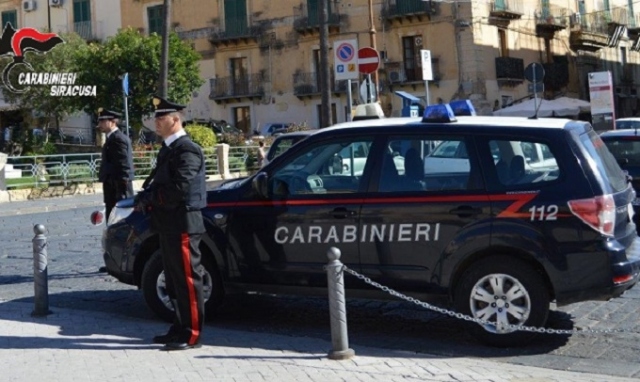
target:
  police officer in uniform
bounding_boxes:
[135,96,207,351]
[97,108,134,220]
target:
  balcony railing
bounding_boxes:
[535,4,568,36]
[209,73,265,102]
[293,3,341,33]
[293,72,320,97]
[382,0,439,21]
[209,23,264,47]
[489,0,524,20]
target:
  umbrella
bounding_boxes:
[493,96,590,118]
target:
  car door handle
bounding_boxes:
[449,206,482,217]
[332,207,357,219]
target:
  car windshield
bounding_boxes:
[268,136,307,161]
[616,120,640,130]
[602,137,640,166]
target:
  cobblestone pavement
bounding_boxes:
[1,300,638,382]
[0,193,639,380]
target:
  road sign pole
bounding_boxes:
[347,79,353,121]
[124,95,130,138]
[533,63,538,111]
[424,81,430,107]
[366,74,372,103]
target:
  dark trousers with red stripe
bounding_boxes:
[159,232,204,345]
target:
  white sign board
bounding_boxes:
[421,49,433,81]
[588,71,614,115]
[334,39,359,81]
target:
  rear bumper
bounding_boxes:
[556,236,640,305]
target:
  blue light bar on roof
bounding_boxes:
[449,100,476,116]
[422,104,456,122]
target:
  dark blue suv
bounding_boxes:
[103,105,640,347]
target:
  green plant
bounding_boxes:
[184,124,217,148]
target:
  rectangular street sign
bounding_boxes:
[421,50,433,81]
[334,39,359,81]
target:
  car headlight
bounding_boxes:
[107,206,134,226]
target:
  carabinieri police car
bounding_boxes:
[102,100,640,347]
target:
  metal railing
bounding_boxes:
[5,148,223,190]
[209,74,266,99]
[228,145,260,173]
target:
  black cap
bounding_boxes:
[152,95,186,117]
[97,108,122,121]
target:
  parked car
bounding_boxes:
[615,118,640,130]
[600,129,640,231]
[257,123,293,137]
[102,102,640,347]
[263,130,315,167]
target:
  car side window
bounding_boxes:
[377,136,479,192]
[270,138,374,196]
[489,139,560,187]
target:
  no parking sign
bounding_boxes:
[333,39,359,81]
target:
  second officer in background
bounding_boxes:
[135,96,207,351]
[97,108,134,221]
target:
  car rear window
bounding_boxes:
[580,130,627,193]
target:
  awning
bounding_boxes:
[394,91,422,105]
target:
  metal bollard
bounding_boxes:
[32,224,52,317]
[326,247,355,360]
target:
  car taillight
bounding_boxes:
[568,194,616,236]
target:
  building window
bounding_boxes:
[498,29,508,57]
[147,5,164,35]
[402,36,422,82]
[233,106,251,135]
[1,10,17,29]
[224,0,248,36]
[73,0,92,39]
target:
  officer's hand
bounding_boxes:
[134,192,152,214]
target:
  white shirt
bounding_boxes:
[106,127,119,139]
[164,129,187,147]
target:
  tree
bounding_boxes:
[0,32,90,136]
[74,27,203,130]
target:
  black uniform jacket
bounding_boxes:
[143,135,207,234]
[98,129,134,182]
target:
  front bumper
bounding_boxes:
[102,222,136,285]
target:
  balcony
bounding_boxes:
[570,9,627,51]
[293,72,321,99]
[535,5,568,38]
[495,57,524,86]
[489,0,524,27]
[293,3,341,36]
[382,0,440,24]
[209,74,265,104]
[209,23,264,48]
[543,57,569,91]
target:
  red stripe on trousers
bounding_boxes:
[181,233,200,345]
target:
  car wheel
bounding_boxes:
[453,256,550,347]
[141,249,224,323]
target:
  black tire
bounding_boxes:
[453,256,550,347]
[141,249,224,323]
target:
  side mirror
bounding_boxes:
[252,172,269,198]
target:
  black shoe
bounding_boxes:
[162,341,202,351]
[153,326,180,344]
